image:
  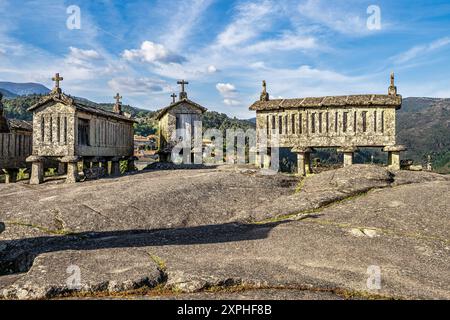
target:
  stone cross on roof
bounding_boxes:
[113,93,123,115]
[114,93,122,104]
[171,93,177,104]
[177,80,189,100]
[52,73,64,91]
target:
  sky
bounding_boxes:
[0,0,449,118]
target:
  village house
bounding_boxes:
[156,80,207,162]
[0,92,33,183]
[26,74,136,184]
[134,134,158,155]
[250,73,406,175]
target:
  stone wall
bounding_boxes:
[256,106,397,148]
[0,133,32,169]
[32,102,75,157]
[75,111,134,157]
[159,102,203,151]
[32,102,134,158]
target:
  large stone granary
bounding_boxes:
[26,74,136,184]
[0,92,33,183]
[250,74,406,175]
[156,80,207,162]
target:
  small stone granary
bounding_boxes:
[0,92,33,183]
[250,73,406,175]
[156,80,207,161]
[26,74,136,184]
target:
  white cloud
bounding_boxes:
[161,0,213,51]
[298,0,370,35]
[68,47,102,61]
[207,65,218,73]
[394,37,450,64]
[216,83,237,97]
[108,77,169,95]
[215,0,275,48]
[216,82,241,106]
[243,33,317,54]
[61,47,122,82]
[122,41,186,64]
[223,98,241,106]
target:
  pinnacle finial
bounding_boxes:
[260,80,270,101]
[388,72,397,96]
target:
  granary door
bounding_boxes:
[176,113,195,141]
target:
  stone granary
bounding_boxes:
[250,74,406,175]
[156,80,207,161]
[0,92,33,183]
[26,74,136,184]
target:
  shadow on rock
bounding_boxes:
[0,221,285,275]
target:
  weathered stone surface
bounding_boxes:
[0,165,449,300]
[1,249,162,299]
[65,289,344,300]
[0,166,297,240]
[238,164,449,222]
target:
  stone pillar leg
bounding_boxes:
[3,169,19,184]
[26,156,45,185]
[111,158,121,177]
[61,156,81,184]
[383,145,406,171]
[66,163,78,183]
[304,152,312,174]
[263,154,271,169]
[127,157,138,172]
[297,153,306,176]
[338,147,358,168]
[388,152,400,170]
[58,162,67,175]
[292,147,313,176]
[193,148,203,165]
[343,152,354,167]
[100,161,109,175]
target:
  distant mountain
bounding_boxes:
[1,94,44,120]
[397,97,450,173]
[1,94,154,121]
[401,97,450,113]
[0,88,17,99]
[0,82,50,96]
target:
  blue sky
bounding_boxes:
[0,0,449,118]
